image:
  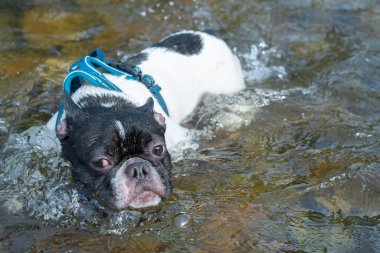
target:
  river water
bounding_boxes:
[0,0,379,252]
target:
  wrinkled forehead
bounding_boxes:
[94,120,163,150]
[113,119,165,141]
[71,108,165,146]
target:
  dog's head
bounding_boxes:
[56,91,172,209]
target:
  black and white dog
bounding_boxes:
[46,31,245,210]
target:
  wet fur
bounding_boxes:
[47,30,245,209]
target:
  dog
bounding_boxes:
[46,30,245,210]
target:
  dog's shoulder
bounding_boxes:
[152,31,204,55]
[125,31,228,65]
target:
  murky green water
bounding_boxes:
[1,0,380,252]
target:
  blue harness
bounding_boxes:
[55,49,169,127]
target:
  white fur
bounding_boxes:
[114,120,125,140]
[47,31,245,148]
[100,101,117,108]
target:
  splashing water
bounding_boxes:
[240,42,287,83]
[0,126,143,233]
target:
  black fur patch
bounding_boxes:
[126,53,148,66]
[153,32,203,55]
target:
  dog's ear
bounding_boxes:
[140,98,165,126]
[154,112,165,126]
[63,91,82,120]
[56,92,83,140]
[140,97,154,114]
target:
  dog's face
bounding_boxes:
[56,91,172,209]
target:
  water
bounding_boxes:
[1,0,380,252]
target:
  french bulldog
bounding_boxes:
[46,30,245,210]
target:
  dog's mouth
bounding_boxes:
[112,186,171,210]
[128,190,163,209]
[109,164,172,210]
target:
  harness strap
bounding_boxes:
[55,49,169,127]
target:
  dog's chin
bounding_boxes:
[129,191,162,209]
[109,191,162,210]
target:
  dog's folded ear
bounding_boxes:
[139,97,154,114]
[63,91,83,120]
[139,97,166,126]
[56,92,84,141]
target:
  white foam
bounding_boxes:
[240,43,288,83]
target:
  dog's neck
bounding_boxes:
[70,80,152,110]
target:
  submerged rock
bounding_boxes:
[302,163,380,217]
[21,8,102,49]
[0,13,23,51]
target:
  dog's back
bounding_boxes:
[109,30,245,123]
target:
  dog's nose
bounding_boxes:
[125,162,150,181]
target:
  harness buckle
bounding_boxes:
[141,74,155,89]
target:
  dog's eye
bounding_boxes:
[91,158,112,171]
[152,145,166,157]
